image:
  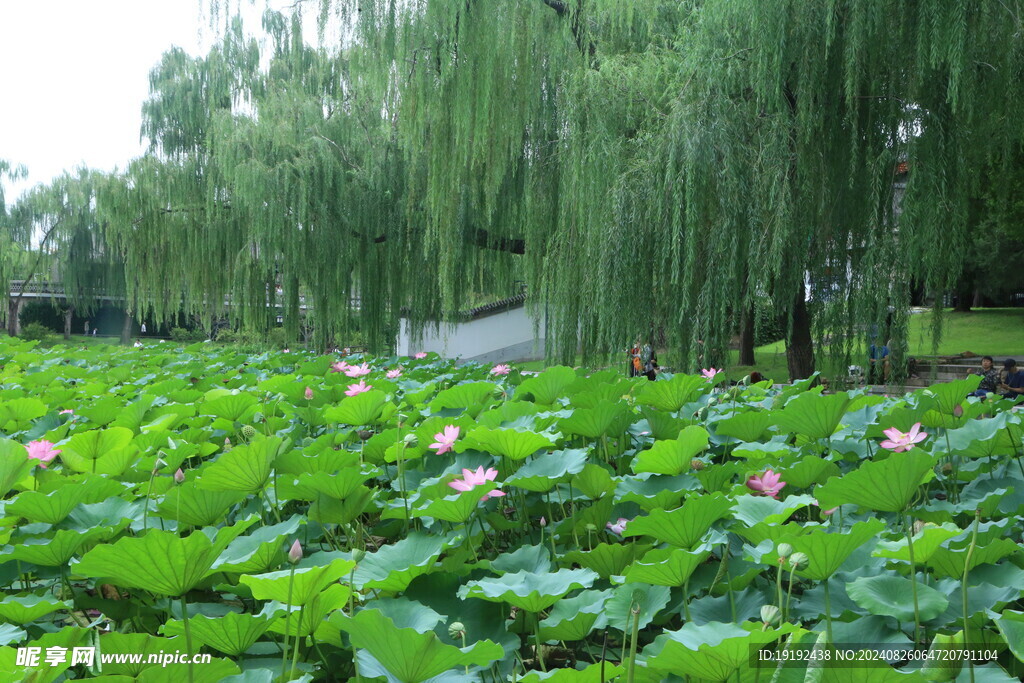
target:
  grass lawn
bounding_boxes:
[519,308,1024,381]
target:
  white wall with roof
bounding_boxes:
[396,304,546,364]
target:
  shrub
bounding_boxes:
[19,302,63,334]
[21,321,55,342]
[169,327,206,342]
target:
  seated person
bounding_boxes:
[998,359,1024,401]
[968,355,1000,397]
[868,340,890,384]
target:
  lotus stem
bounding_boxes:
[785,564,797,623]
[281,562,297,680]
[823,579,834,644]
[534,617,547,672]
[963,509,981,683]
[626,603,641,683]
[905,512,922,645]
[179,594,195,683]
[289,605,305,679]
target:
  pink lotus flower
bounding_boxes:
[304,386,314,400]
[701,368,722,382]
[59,409,74,415]
[491,364,511,376]
[386,368,403,379]
[447,466,506,501]
[415,352,428,359]
[330,361,350,373]
[344,363,372,378]
[26,440,60,468]
[606,518,630,536]
[880,422,928,453]
[345,380,373,396]
[429,425,460,455]
[812,498,838,516]
[746,469,786,498]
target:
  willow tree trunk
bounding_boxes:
[738,303,755,367]
[786,289,815,381]
[120,312,133,346]
[6,298,19,337]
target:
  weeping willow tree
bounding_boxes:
[95,0,1024,375]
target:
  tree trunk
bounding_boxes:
[120,312,133,346]
[971,288,983,309]
[738,303,755,366]
[785,288,815,381]
[953,274,973,312]
[6,298,18,337]
[64,307,74,340]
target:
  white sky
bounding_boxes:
[0,0,304,203]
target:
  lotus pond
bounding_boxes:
[1,338,1023,682]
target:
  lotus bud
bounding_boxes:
[448,621,466,639]
[952,404,964,418]
[288,540,303,564]
[788,551,809,569]
[690,458,705,471]
[223,437,232,450]
[776,543,793,559]
[304,386,314,400]
[352,549,366,563]
[240,425,257,439]
[173,468,185,484]
[539,517,547,527]
[760,604,781,626]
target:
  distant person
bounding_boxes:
[998,359,1024,401]
[968,355,1000,397]
[868,339,890,384]
[84,321,90,335]
[92,328,97,336]
[628,339,642,377]
[140,322,147,334]
[642,343,658,380]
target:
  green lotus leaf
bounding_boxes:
[782,455,841,489]
[161,610,276,656]
[268,583,350,637]
[623,493,733,548]
[75,521,255,596]
[156,482,246,527]
[475,400,542,429]
[571,463,617,500]
[0,593,70,623]
[772,391,851,440]
[336,607,504,683]
[135,658,241,683]
[696,460,743,493]
[772,519,886,581]
[406,480,488,523]
[559,402,633,439]
[623,547,710,587]
[872,523,962,564]
[631,426,709,476]
[639,621,799,680]
[59,441,138,475]
[354,532,458,592]
[538,590,610,642]
[0,397,47,428]
[634,374,707,412]
[239,557,355,606]
[8,476,126,524]
[995,609,1024,664]
[846,575,949,622]
[614,473,694,511]
[324,390,390,425]
[506,448,587,492]
[814,451,936,512]
[520,662,624,682]
[201,393,259,422]
[458,568,598,613]
[559,543,650,580]
[731,494,816,527]
[211,515,303,574]
[460,426,556,461]
[596,582,671,632]
[309,485,375,525]
[111,395,156,432]
[920,630,966,682]
[733,521,809,547]
[61,426,135,461]
[0,440,33,497]
[0,623,26,646]
[946,413,1014,458]
[926,538,1021,579]
[197,437,281,493]
[491,544,552,575]
[296,467,380,500]
[428,381,499,418]
[515,366,577,405]
[96,633,190,676]
[640,405,690,440]
[0,526,119,566]
[357,597,445,633]
[927,376,981,415]
[714,410,774,442]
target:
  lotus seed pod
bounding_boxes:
[358,429,374,441]
[240,425,257,439]
[403,432,417,444]
[788,551,809,569]
[448,622,466,639]
[351,549,366,563]
[690,458,705,471]
[913,519,927,535]
[941,462,953,474]
[776,543,794,559]
[585,523,597,532]
[760,605,781,626]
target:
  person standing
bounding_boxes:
[868,339,889,384]
[140,322,147,334]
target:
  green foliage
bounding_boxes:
[19,321,54,342]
